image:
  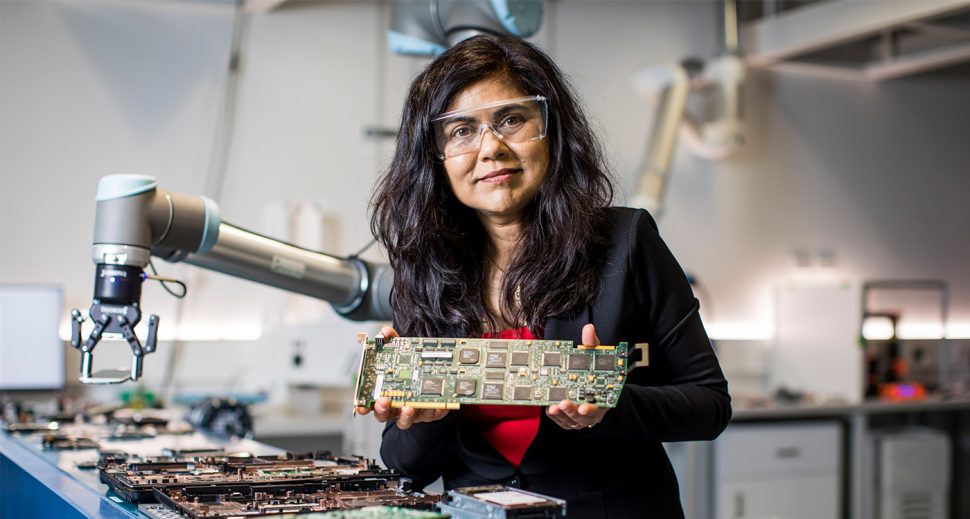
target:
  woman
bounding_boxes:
[359,34,730,518]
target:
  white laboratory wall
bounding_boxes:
[2,0,970,395]
[547,2,970,337]
[0,0,236,331]
[171,1,394,343]
[664,65,970,336]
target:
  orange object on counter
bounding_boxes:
[879,382,927,401]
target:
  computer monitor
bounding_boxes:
[0,285,65,390]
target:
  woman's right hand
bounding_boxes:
[355,325,451,430]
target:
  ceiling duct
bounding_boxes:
[741,0,970,80]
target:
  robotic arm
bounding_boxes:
[388,0,542,55]
[629,55,745,217]
[70,175,393,384]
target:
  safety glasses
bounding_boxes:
[432,96,548,160]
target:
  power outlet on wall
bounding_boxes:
[291,339,306,368]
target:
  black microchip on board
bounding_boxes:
[513,386,532,400]
[548,387,569,401]
[456,379,477,396]
[459,348,481,365]
[510,351,530,366]
[594,354,616,370]
[489,340,508,350]
[421,378,444,396]
[441,339,457,347]
[542,352,562,367]
[486,371,506,380]
[485,351,507,368]
[482,383,504,400]
[567,354,591,371]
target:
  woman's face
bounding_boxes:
[438,76,550,223]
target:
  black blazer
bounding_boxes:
[380,207,732,518]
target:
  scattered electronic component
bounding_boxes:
[99,451,388,504]
[437,485,566,518]
[108,407,168,424]
[138,504,449,519]
[1,405,193,442]
[76,448,151,468]
[315,506,449,518]
[2,422,60,434]
[148,479,441,518]
[41,434,99,450]
[98,449,132,463]
[75,459,100,470]
[161,447,234,457]
[108,428,156,441]
[44,413,83,423]
[97,449,442,518]
[355,335,633,409]
[186,398,254,439]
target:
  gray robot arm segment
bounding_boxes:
[72,175,392,384]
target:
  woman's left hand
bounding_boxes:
[546,324,610,431]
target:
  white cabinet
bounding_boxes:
[715,422,841,519]
[869,428,950,519]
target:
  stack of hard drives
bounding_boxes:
[438,486,566,519]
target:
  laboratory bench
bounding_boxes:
[4,397,968,518]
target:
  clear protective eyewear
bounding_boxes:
[432,95,548,160]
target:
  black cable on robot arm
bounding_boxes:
[147,260,187,299]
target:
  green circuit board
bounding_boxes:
[308,507,449,518]
[353,333,639,409]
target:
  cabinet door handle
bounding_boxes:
[734,491,745,518]
[775,446,801,458]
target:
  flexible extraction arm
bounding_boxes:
[629,0,743,218]
[70,175,393,384]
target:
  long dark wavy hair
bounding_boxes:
[371,34,614,337]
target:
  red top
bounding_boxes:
[461,326,541,468]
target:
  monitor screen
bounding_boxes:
[0,285,65,390]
